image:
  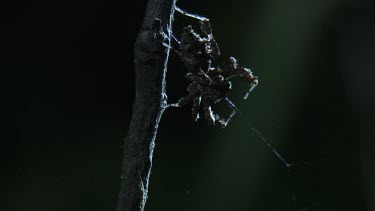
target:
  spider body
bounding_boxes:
[168,17,258,128]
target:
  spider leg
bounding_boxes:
[174,5,220,57]
[233,66,259,100]
[202,97,215,125]
[202,94,237,128]
[175,6,209,22]
[243,80,259,100]
[192,96,201,122]
[167,83,200,108]
[163,33,181,47]
[168,93,196,108]
[200,20,213,38]
[199,20,221,60]
[215,109,237,128]
[162,33,183,49]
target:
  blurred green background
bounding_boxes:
[2,0,375,210]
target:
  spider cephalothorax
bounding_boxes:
[167,12,258,128]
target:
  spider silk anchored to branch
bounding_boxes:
[160,6,259,128]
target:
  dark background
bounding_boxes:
[2,0,375,210]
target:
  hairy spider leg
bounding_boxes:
[192,96,201,122]
[201,96,233,128]
[244,81,258,100]
[200,20,213,37]
[214,109,237,128]
[167,83,200,108]
[202,97,216,125]
[175,5,220,60]
[167,92,199,108]
[199,20,221,60]
[234,66,259,100]
[168,84,203,123]
[224,65,259,100]
[175,5,209,22]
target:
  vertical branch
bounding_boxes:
[116,0,176,210]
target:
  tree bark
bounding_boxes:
[116,0,176,210]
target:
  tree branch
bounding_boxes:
[116,0,176,210]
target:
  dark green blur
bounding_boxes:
[2,0,375,210]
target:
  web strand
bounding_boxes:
[224,97,299,211]
[225,98,292,167]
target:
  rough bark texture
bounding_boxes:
[116,0,176,210]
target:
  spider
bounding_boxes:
[164,7,258,128]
